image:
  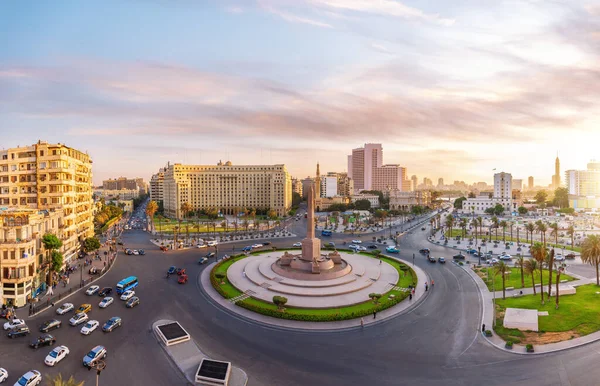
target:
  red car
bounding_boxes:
[178,274,188,284]
[160,246,168,252]
[176,268,186,276]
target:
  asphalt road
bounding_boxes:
[4,209,600,385]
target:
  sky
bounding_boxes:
[1,0,600,186]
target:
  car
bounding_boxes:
[69,313,89,326]
[207,240,218,247]
[56,303,74,315]
[205,252,216,259]
[178,274,188,284]
[44,345,70,367]
[138,249,145,255]
[14,370,42,386]
[98,287,112,297]
[4,318,25,330]
[499,253,512,260]
[83,345,107,368]
[419,248,430,254]
[88,266,100,275]
[348,244,358,250]
[176,268,186,276]
[133,250,139,255]
[125,249,133,255]
[80,320,99,335]
[428,256,436,263]
[99,297,114,308]
[386,246,400,253]
[126,297,140,308]
[102,317,122,332]
[242,246,252,252]
[292,242,302,247]
[251,244,262,249]
[120,290,135,301]
[195,256,208,264]
[358,246,367,251]
[7,325,30,338]
[77,304,92,314]
[30,334,56,349]
[39,319,61,333]
[85,285,100,296]
[167,266,177,275]
[466,249,477,254]
[565,253,576,259]
[117,241,124,245]
[160,246,169,251]
[327,242,336,247]
[489,258,499,265]
[421,227,426,231]
[554,254,565,261]
[453,253,465,259]
[351,240,362,244]
[438,257,446,263]
[0,368,6,383]
[262,242,271,246]
[367,244,377,249]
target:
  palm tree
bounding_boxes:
[491,216,499,241]
[221,220,227,235]
[180,202,192,222]
[549,222,559,247]
[538,223,547,246]
[445,214,455,238]
[494,261,509,299]
[531,242,546,304]
[567,225,575,251]
[471,219,478,243]
[526,223,535,245]
[509,221,514,241]
[242,219,250,235]
[499,220,507,242]
[516,225,520,244]
[145,200,158,232]
[477,216,483,240]
[515,256,525,288]
[459,218,468,239]
[581,234,600,285]
[47,374,84,386]
[42,233,63,285]
[524,259,539,295]
[547,248,555,297]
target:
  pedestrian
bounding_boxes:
[482,323,486,332]
[373,310,377,319]
[431,279,434,287]
[425,284,428,292]
[412,288,415,296]
[409,293,412,300]
[379,260,382,265]
[360,317,364,327]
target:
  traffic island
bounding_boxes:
[152,319,248,385]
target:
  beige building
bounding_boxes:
[0,208,65,307]
[94,188,140,201]
[0,141,94,262]
[163,161,292,218]
[388,191,431,211]
[351,194,380,208]
[315,196,350,211]
[150,168,165,202]
[103,176,146,194]
[292,178,303,197]
[372,164,406,191]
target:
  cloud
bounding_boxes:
[225,5,244,14]
[258,0,334,28]
[369,42,393,54]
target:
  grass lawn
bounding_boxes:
[474,267,575,291]
[494,284,600,344]
[446,230,581,252]
[153,217,277,234]
[445,229,465,238]
[211,249,417,321]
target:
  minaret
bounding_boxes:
[554,153,560,188]
[315,162,321,198]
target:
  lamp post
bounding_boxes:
[478,246,481,266]
[89,360,106,386]
[80,263,83,288]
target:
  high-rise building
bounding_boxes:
[438,178,444,187]
[163,161,292,218]
[103,177,146,195]
[301,177,313,200]
[528,176,534,190]
[494,172,512,199]
[565,166,600,196]
[349,143,383,191]
[320,176,338,198]
[150,168,165,202]
[512,179,523,191]
[372,165,406,191]
[402,179,413,192]
[291,178,303,197]
[462,171,514,214]
[411,175,418,191]
[552,154,561,189]
[423,177,433,187]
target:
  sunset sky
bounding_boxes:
[1,0,599,186]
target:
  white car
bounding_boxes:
[207,241,218,247]
[352,240,362,244]
[358,246,367,251]
[3,318,25,330]
[133,250,139,255]
[348,244,358,250]
[69,312,89,326]
[120,290,135,301]
[99,297,114,308]
[14,370,41,386]
[0,368,7,383]
[555,254,565,261]
[85,285,100,296]
[56,303,74,315]
[489,258,499,265]
[251,244,262,249]
[80,320,99,335]
[44,345,70,366]
[292,242,302,247]
[499,254,512,260]
[196,244,207,248]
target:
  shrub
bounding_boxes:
[505,341,513,348]
[526,344,534,352]
[484,330,493,337]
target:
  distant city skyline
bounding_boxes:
[1,1,599,184]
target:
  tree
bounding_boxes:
[145,200,159,232]
[51,250,63,273]
[552,187,569,208]
[494,261,509,299]
[354,199,371,210]
[292,192,302,208]
[46,374,85,386]
[536,222,547,246]
[459,218,468,239]
[368,293,382,304]
[273,296,288,311]
[555,262,565,309]
[526,223,535,245]
[180,202,192,220]
[499,220,508,242]
[534,190,548,206]
[477,217,483,240]
[267,209,278,220]
[567,225,575,250]
[518,206,528,215]
[491,216,499,240]
[215,272,226,284]
[42,233,63,285]
[549,222,559,247]
[468,192,476,198]
[454,197,467,209]
[515,256,525,288]
[471,219,479,243]
[373,210,387,228]
[445,214,455,237]
[531,242,546,304]
[547,248,555,298]
[524,259,539,295]
[83,237,101,253]
[581,234,600,285]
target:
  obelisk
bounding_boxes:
[301,184,321,266]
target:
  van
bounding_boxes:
[207,240,218,247]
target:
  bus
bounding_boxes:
[116,276,138,294]
[321,230,332,236]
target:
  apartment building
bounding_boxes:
[348,144,383,191]
[94,188,140,201]
[150,168,165,202]
[291,178,303,197]
[103,176,147,194]
[163,161,292,218]
[372,164,406,191]
[388,191,431,211]
[0,141,94,262]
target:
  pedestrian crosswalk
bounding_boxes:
[230,290,257,303]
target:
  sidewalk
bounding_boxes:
[458,261,600,355]
[200,255,430,331]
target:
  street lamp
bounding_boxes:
[478,246,481,266]
[88,360,106,386]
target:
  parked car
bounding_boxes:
[99,297,114,309]
[453,253,465,260]
[178,274,188,284]
[262,242,271,246]
[30,334,56,349]
[39,319,61,333]
[56,303,74,315]
[85,285,100,296]
[14,370,41,386]
[242,246,252,252]
[44,345,70,367]
[167,266,177,275]
[126,297,140,308]
[176,268,186,276]
[80,320,99,335]
[499,253,512,261]
[138,249,145,255]
[102,317,122,332]
[0,368,6,383]
[4,318,26,330]
[428,256,436,263]
[292,242,302,247]
[132,250,139,255]
[7,325,30,338]
[98,287,112,297]
[351,240,362,244]
[386,246,400,253]
[419,248,430,254]
[367,244,377,249]
[438,257,446,264]
[251,244,262,249]
[69,313,89,326]
[83,345,107,368]
[421,227,426,231]
[77,304,92,314]
[120,291,135,301]
[198,257,208,264]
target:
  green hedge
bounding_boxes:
[100,215,121,233]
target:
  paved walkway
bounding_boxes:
[458,261,600,354]
[200,255,429,331]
